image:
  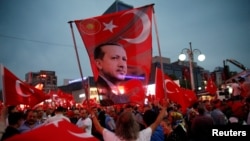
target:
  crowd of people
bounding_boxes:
[0,95,249,141]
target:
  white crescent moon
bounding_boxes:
[121,9,151,44]
[67,130,93,138]
[164,80,175,94]
[15,80,32,97]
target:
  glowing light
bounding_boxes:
[79,94,86,98]
[178,53,186,61]
[198,54,205,61]
[118,86,125,94]
[35,83,44,90]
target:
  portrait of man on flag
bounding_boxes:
[75,4,154,106]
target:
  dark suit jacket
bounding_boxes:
[96,76,129,106]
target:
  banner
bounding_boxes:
[75,4,153,106]
[1,65,50,107]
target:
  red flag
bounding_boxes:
[74,4,153,84]
[206,77,217,95]
[121,79,145,105]
[155,67,165,100]
[181,88,197,109]
[82,98,98,107]
[155,68,186,111]
[1,65,50,107]
[5,119,99,141]
[57,89,74,101]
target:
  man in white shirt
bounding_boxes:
[76,109,92,135]
[43,106,70,124]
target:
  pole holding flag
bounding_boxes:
[68,21,90,107]
[152,9,167,99]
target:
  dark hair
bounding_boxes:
[143,109,157,126]
[7,105,17,114]
[94,42,122,59]
[8,112,24,125]
[55,106,65,113]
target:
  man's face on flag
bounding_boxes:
[95,44,127,83]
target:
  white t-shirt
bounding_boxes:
[103,127,152,141]
[76,117,92,135]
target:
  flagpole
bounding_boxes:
[152,10,167,99]
[68,21,90,107]
[0,64,6,105]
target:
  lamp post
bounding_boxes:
[179,42,205,91]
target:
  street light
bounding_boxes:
[179,42,205,91]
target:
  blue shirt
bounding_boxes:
[18,121,41,133]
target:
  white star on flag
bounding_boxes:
[44,119,64,127]
[103,20,117,32]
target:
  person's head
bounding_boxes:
[160,117,173,135]
[73,109,80,119]
[197,103,206,115]
[25,110,38,125]
[115,111,140,140]
[35,106,44,119]
[203,100,212,111]
[143,109,157,126]
[55,106,66,114]
[7,105,18,114]
[94,43,127,84]
[8,112,24,128]
[79,109,88,119]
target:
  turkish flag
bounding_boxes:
[181,88,197,111]
[155,67,165,100]
[155,68,186,112]
[206,77,217,95]
[1,65,50,107]
[74,4,153,84]
[5,119,99,141]
[57,89,74,101]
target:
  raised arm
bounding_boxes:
[89,109,104,135]
[149,99,168,132]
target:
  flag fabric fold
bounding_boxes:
[1,65,50,107]
[5,119,99,141]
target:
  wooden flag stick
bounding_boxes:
[68,21,89,107]
[152,11,167,99]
